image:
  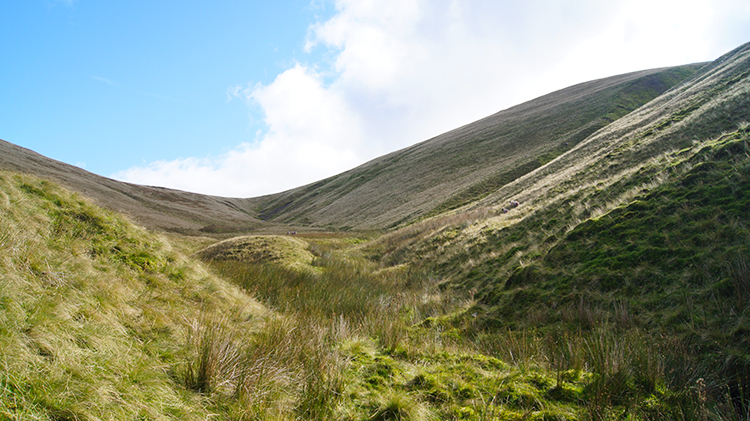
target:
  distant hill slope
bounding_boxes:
[251,64,703,230]
[0,140,262,234]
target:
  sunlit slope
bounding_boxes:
[480,132,750,408]
[352,44,750,418]
[0,171,266,419]
[475,42,750,214]
[376,42,750,295]
[252,64,702,230]
[362,41,750,412]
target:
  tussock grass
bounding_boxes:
[199,230,726,420]
[1,167,738,420]
[0,171,265,420]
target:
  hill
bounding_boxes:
[249,64,703,230]
[370,41,750,282]
[0,170,267,419]
[0,140,265,235]
[365,41,750,416]
[1,63,703,234]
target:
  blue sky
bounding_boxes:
[2,1,750,197]
[2,1,327,178]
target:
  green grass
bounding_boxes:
[0,171,266,420]
[1,166,746,420]
[356,44,750,417]
[1,44,748,421]
[441,131,750,419]
[195,229,743,420]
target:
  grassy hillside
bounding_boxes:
[369,42,750,286]
[0,171,267,419]
[2,38,750,421]
[247,64,703,230]
[0,63,702,234]
[4,170,735,419]
[0,140,272,235]
[360,41,750,418]
[0,176,592,420]
[460,130,750,420]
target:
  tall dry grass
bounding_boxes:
[0,171,271,420]
[196,236,473,420]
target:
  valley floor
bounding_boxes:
[185,233,744,421]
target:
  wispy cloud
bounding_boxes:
[91,75,119,86]
[115,0,750,197]
[91,75,192,105]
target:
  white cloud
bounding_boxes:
[115,64,364,197]
[116,0,750,197]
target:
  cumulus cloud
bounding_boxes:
[115,0,750,197]
[116,64,364,197]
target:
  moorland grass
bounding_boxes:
[195,229,744,420]
[0,171,265,420]
[1,167,743,420]
[2,46,747,420]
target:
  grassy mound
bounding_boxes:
[196,234,316,271]
[0,171,265,420]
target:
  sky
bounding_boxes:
[2,1,750,198]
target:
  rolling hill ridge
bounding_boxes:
[0,140,263,234]
[1,62,705,234]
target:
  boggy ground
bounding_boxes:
[193,232,741,420]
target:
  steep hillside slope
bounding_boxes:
[0,170,266,419]
[476,43,750,213]
[374,42,750,280]
[479,131,750,412]
[251,64,703,230]
[0,140,263,234]
[364,40,750,415]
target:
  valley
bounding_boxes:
[0,41,749,420]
